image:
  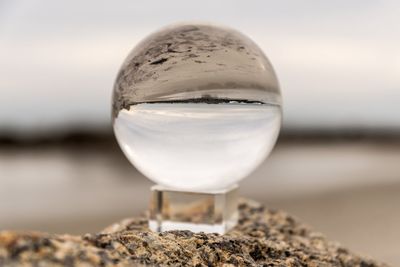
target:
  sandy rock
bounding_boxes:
[0,199,388,266]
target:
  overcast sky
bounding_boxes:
[0,0,399,135]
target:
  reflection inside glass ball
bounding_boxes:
[114,102,280,191]
[112,24,282,192]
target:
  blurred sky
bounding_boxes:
[0,0,399,136]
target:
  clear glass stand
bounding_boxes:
[149,184,238,234]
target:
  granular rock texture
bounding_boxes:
[0,199,388,267]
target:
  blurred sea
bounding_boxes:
[0,134,399,265]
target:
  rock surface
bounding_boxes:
[0,199,388,267]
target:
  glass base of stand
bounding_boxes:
[149,184,238,234]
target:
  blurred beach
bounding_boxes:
[1,135,399,265]
[1,1,399,265]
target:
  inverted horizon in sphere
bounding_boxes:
[112,24,281,119]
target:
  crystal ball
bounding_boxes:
[112,24,282,191]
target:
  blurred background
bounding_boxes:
[0,0,399,265]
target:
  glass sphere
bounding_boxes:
[112,23,282,192]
